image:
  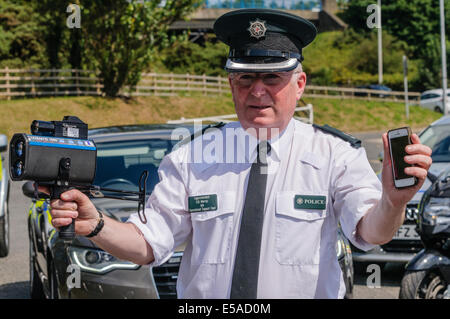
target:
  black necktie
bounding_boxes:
[230,141,271,299]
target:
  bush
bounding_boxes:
[160,38,229,76]
[303,30,417,89]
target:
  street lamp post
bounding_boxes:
[378,0,383,85]
[440,0,448,115]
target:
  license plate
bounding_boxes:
[393,225,420,240]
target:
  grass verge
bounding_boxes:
[0,94,442,138]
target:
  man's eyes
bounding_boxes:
[264,74,281,80]
[238,74,282,80]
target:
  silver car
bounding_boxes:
[419,89,450,114]
[0,134,10,257]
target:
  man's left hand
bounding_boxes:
[381,132,433,208]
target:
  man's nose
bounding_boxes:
[249,78,267,97]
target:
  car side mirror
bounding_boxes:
[22,181,50,199]
[0,134,7,153]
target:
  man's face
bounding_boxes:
[228,69,306,135]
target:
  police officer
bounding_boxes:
[45,9,432,298]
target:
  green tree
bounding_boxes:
[0,0,46,68]
[32,1,68,69]
[339,0,450,90]
[79,0,202,97]
[346,31,408,75]
[162,38,229,76]
[338,0,450,56]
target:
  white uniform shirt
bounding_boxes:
[127,119,381,298]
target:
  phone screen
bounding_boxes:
[390,135,410,180]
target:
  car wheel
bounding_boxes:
[434,106,443,113]
[399,270,448,299]
[29,229,45,299]
[0,195,10,257]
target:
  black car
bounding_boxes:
[26,123,354,299]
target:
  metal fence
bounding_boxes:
[0,68,421,103]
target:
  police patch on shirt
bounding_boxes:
[294,195,326,210]
[188,194,218,213]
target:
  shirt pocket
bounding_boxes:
[190,192,235,265]
[275,190,328,266]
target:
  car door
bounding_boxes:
[421,93,441,111]
[420,94,431,110]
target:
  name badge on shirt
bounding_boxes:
[294,195,326,210]
[188,194,218,213]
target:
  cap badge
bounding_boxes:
[248,19,267,39]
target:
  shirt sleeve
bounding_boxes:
[331,141,382,251]
[126,150,191,267]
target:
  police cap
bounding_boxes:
[213,9,317,73]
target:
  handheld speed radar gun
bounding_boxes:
[9,115,149,243]
[9,116,97,242]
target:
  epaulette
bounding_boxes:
[312,124,361,149]
[177,122,226,147]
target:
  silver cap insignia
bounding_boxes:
[248,19,267,39]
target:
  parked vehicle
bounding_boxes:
[25,124,189,299]
[355,84,392,98]
[352,115,450,268]
[0,134,10,257]
[420,89,450,114]
[25,123,355,299]
[399,169,450,299]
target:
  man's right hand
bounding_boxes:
[38,185,155,265]
[38,186,99,236]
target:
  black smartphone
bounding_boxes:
[387,127,417,188]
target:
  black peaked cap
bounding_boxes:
[213,9,317,72]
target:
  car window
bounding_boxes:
[419,125,450,162]
[93,139,178,193]
[421,93,441,100]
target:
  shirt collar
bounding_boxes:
[235,119,295,163]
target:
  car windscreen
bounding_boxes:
[93,139,179,193]
[419,125,450,162]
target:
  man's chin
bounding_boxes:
[243,117,274,129]
[240,118,284,138]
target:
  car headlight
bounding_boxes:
[422,197,450,226]
[68,246,139,274]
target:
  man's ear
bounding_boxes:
[296,72,307,100]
